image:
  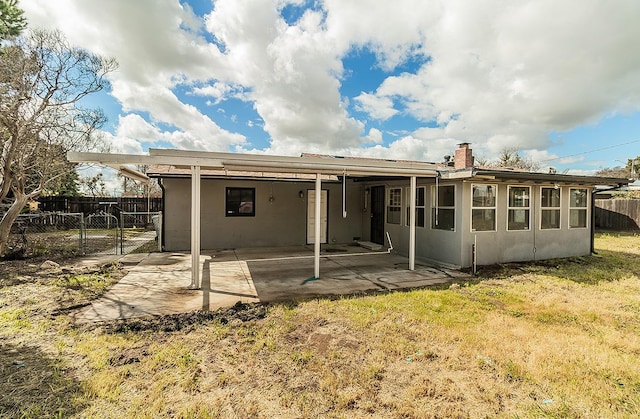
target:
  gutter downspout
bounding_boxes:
[158,178,166,251]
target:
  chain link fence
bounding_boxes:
[7,212,84,258]
[5,211,161,258]
[84,213,120,255]
[119,211,161,254]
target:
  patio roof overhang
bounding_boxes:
[68,149,439,177]
[68,148,435,288]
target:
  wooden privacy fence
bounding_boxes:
[38,196,162,218]
[595,199,640,231]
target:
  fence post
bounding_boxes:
[158,211,162,252]
[80,213,86,255]
[120,212,124,255]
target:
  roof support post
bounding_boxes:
[409,176,416,271]
[190,165,201,289]
[314,173,321,279]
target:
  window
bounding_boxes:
[387,188,402,224]
[226,187,255,216]
[541,187,561,229]
[472,184,497,231]
[507,186,530,231]
[431,184,455,230]
[405,186,426,228]
[569,188,588,228]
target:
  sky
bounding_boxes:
[19,0,640,192]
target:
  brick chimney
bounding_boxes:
[454,142,474,169]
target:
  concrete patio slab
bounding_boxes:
[72,246,470,323]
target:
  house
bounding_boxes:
[68,146,627,285]
[144,144,627,268]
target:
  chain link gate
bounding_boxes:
[7,212,84,258]
[84,213,120,255]
[119,211,161,254]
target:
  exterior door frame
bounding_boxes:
[370,185,385,245]
[307,189,328,244]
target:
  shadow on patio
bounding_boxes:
[72,245,469,322]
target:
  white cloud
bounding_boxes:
[324,0,640,158]
[363,128,383,145]
[21,0,640,165]
[22,0,245,151]
[203,0,369,153]
[115,114,160,143]
[354,93,398,120]
[191,82,234,104]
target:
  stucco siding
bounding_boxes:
[161,177,364,251]
[459,183,591,267]
[161,176,593,267]
[372,180,463,267]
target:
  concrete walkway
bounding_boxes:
[72,245,469,323]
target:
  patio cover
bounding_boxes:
[68,148,440,287]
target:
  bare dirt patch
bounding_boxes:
[97,301,268,334]
[2,233,640,417]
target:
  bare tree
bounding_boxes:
[494,147,540,171]
[81,173,107,198]
[119,165,162,198]
[0,29,117,256]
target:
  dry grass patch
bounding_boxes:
[1,233,639,417]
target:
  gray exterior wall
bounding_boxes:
[161,177,364,251]
[161,176,593,267]
[363,179,462,267]
[365,180,592,268]
[458,183,591,267]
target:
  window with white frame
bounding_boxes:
[431,184,455,230]
[387,188,402,224]
[541,187,561,229]
[507,186,530,231]
[569,188,588,228]
[405,186,426,228]
[472,184,497,231]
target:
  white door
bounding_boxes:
[307,190,328,244]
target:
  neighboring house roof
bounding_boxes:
[616,179,640,190]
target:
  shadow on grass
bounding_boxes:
[0,342,86,418]
[473,249,640,285]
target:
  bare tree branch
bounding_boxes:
[0,29,117,256]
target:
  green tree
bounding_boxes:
[595,156,640,179]
[0,29,117,256]
[44,165,81,196]
[0,0,26,40]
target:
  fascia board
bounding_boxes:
[67,152,224,169]
[222,162,437,177]
[439,170,474,179]
[149,148,438,172]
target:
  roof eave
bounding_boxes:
[471,169,629,186]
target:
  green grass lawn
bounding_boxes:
[1,233,639,418]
